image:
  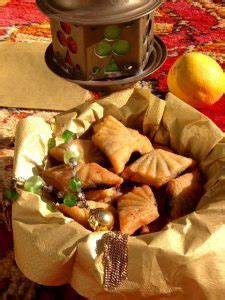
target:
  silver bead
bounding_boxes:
[88,208,114,231]
[77,191,85,200]
[69,157,78,168]
[12,177,25,187]
[57,191,64,199]
[43,185,53,193]
[72,169,77,177]
[71,175,78,181]
[77,200,88,208]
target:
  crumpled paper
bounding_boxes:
[12,89,225,299]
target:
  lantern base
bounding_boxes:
[45,36,167,93]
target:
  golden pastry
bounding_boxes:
[118,185,159,235]
[122,149,196,187]
[166,169,203,219]
[56,203,90,227]
[84,187,122,204]
[92,116,152,174]
[77,163,123,189]
[42,163,123,193]
[49,139,105,164]
[57,201,116,229]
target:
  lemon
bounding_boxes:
[167,52,225,108]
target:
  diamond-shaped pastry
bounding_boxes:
[42,162,123,192]
[122,149,195,187]
[118,185,159,235]
[92,116,152,174]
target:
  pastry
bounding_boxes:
[40,116,204,234]
[118,185,159,235]
[84,187,122,204]
[49,139,105,164]
[42,163,123,192]
[122,149,196,187]
[166,169,203,219]
[77,163,123,189]
[92,116,152,174]
[56,203,90,227]
[57,201,116,228]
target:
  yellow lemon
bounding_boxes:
[167,52,225,108]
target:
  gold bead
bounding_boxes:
[88,208,114,231]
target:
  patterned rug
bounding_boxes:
[0,0,224,299]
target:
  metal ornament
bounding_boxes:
[77,200,88,209]
[68,157,79,168]
[88,208,114,231]
[45,37,167,93]
[12,177,25,188]
[42,184,54,193]
[56,191,64,199]
[103,231,128,290]
[36,0,167,92]
[37,0,162,25]
[77,191,88,208]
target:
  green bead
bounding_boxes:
[62,130,76,143]
[104,25,120,41]
[69,178,82,192]
[64,148,80,164]
[4,189,20,202]
[24,175,45,194]
[63,194,77,207]
[105,59,119,73]
[92,66,101,75]
[95,41,112,57]
[112,40,130,55]
[48,138,56,150]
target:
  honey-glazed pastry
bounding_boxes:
[118,185,159,235]
[77,163,123,189]
[128,128,152,153]
[92,116,152,174]
[122,149,196,188]
[49,139,105,164]
[42,163,123,193]
[140,186,170,234]
[166,169,203,220]
[56,203,90,227]
[84,188,122,204]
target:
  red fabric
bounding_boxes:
[0,0,47,26]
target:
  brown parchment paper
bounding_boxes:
[12,89,225,300]
[0,42,88,110]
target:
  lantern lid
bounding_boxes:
[36,0,162,25]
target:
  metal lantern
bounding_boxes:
[37,0,167,92]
